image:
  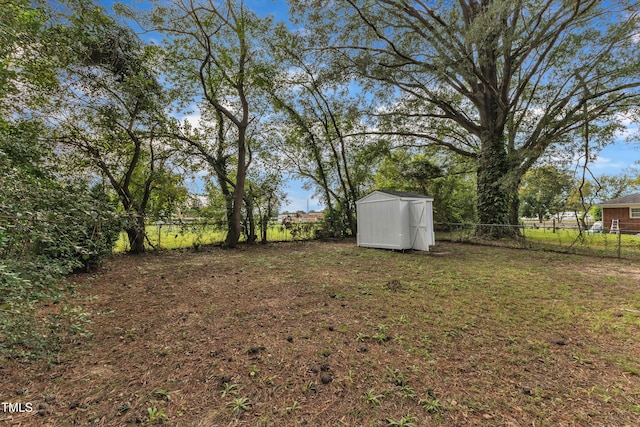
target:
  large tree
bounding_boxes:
[51,0,181,253]
[291,0,640,237]
[269,27,381,236]
[141,0,276,248]
[51,5,172,253]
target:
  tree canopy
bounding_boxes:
[290,0,640,235]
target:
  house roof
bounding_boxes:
[376,190,432,199]
[600,193,640,206]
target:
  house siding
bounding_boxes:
[602,207,640,233]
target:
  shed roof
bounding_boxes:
[600,193,640,206]
[376,190,432,199]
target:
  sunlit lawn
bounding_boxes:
[114,224,302,252]
[524,227,640,257]
[437,225,640,258]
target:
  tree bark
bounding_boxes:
[224,128,247,248]
[125,214,146,253]
[476,135,513,238]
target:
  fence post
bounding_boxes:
[552,218,556,233]
[618,230,622,259]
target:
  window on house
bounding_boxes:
[631,208,640,219]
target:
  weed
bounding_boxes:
[227,397,251,415]
[356,332,369,341]
[386,367,407,386]
[152,388,171,401]
[420,397,441,413]
[284,400,301,413]
[124,328,137,341]
[302,381,317,393]
[377,323,389,334]
[263,375,277,385]
[248,365,260,378]
[363,389,385,408]
[572,354,593,365]
[346,369,355,384]
[443,329,459,338]
[147,406,168,423]
[399,385,417,399]
[221,383,240,398]
[386,414,417,426]
[409,365,423,374]
[373,333,389,343]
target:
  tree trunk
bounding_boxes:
[225,187,244,248]
[508,181,522,227]
[260,195,273,244]
[476,136,514,238]
[260,212,268,244]
[245,196,257,244]
[225,132,247,248]
[126,214,146,253]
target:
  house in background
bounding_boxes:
[600,193,640,233]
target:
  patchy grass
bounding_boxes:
[1,241,639,426]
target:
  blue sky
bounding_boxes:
[102,0,639,212]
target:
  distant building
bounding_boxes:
[600,193,640,233]
[278,212,324,224]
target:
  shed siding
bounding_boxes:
[356,190,435,251]
[357,198,405,249]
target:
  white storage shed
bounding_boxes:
[356,190,435,251]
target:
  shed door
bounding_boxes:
[409,201,430,251]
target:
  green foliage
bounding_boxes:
[0,0,59,111]
[0,120,120,359]
[374,150,476,223]
[291,0,640,230]
[363,389,385,408]
[315,206,353,238]
[519,166,573,221]
[51,0,183,253]
[147,406,168,423]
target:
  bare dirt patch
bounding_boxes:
[1,241,639,426]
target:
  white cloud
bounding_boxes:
[590,156,629,171]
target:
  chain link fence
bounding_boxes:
[116,219,321,252]
[435,222,640,259]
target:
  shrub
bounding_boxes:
[0,120,121,359]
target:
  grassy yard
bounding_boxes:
[115,225,309,252]
[1,241,638,426]
[523,227,640,254]
[437,225,640,259]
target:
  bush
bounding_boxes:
[315,208,352,239]
[0,121,121,359]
